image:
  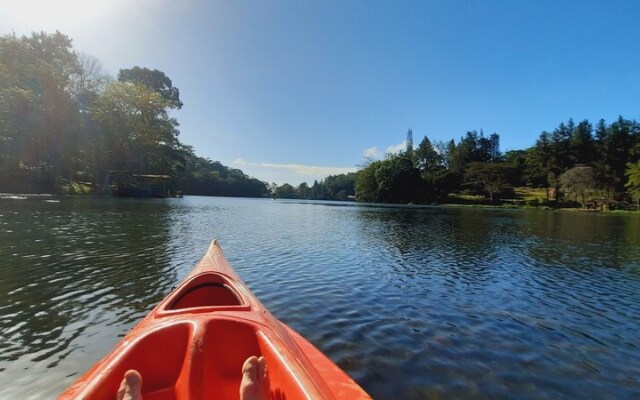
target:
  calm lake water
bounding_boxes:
[1,196,639,399]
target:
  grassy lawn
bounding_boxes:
[513,187,550,201]
[444,187,555,209]
[441,187,639,213]
[447,193,485,202]
[448,188,551,204]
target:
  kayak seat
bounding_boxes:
[83,322,193,400]
[193,318,311,400]
[64,317,321,400]
[193,319,261,399]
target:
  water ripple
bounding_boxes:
[1,198,639,399]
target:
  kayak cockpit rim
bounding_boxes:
[156,271,252,317]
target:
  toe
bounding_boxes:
[257,356,267,380]
[242,356,259,382]
[117,370,142,400]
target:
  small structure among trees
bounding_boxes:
[108,172,173,198]
[584,199,622,212]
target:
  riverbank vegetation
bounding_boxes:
[271,173,357,201]
[2,31,639,209]
[275,123,640,211]
[0,31,267,197]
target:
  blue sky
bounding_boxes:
[2,0,640,184]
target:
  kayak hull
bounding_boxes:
[58,240,370,400]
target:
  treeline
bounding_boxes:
[272,173,357,200]
[0,31,267,197]
[353,121,640,206]
[264,119,640,207]
[177,153,267,197]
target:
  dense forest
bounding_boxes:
[2,31,640,208]
[0,31,267,197]
[277,123,640,209]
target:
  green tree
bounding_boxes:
[414,136,441,172]
[274,183,296,199]
[354,155,422,204]
[69,53,110,111]
[0,30,275,197]
[0,31,80,189]
[67,54,112,183]
[118,67,183,109]
[503,150,527,186]
[427,169,462,201]
[176,150,267,197]
[464,162,518,202]
[594,117,637,198]
[375,155,422,203]
[569,119,594,165]
[529,131,555,200]
[310,180,326,199]
[355,161,381,202]
[446,139,465,173]
[488,132,501,163]
[553,119,573,161]
[625,162,640,210]
[558,165,599,208]
[296,182,311,199]
[90,81,182,180]
[323,173,357,200]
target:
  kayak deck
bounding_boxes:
[58,241,370,399]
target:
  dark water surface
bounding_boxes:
[1,196,639,399]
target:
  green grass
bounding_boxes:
[440,187,640,213]
[608,209,640,215]
[443,187,556,210]
[447,193,485,201]
[513,187,550,201]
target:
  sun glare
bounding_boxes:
[4,0,111,28]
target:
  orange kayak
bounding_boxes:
[58,240,371,399]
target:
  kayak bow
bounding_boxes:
[58,240,370,400]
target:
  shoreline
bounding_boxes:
[3,192,637,215]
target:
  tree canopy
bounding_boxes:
[625,162,640,210]
[274,119,639,208]
[559,165,598,207]
[118,67,183,109]
[349,120,639,206]
[271,173,358,201]
[0,31,265,197]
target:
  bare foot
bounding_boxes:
[116,356,267,400]
[240,355,269,400]
[117,370,142,400]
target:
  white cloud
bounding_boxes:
[232,158,357,185]
[362,140,415,161]
[362,146,380,159]
[386,140,407,155]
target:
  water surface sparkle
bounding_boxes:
[1,196,639,399]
